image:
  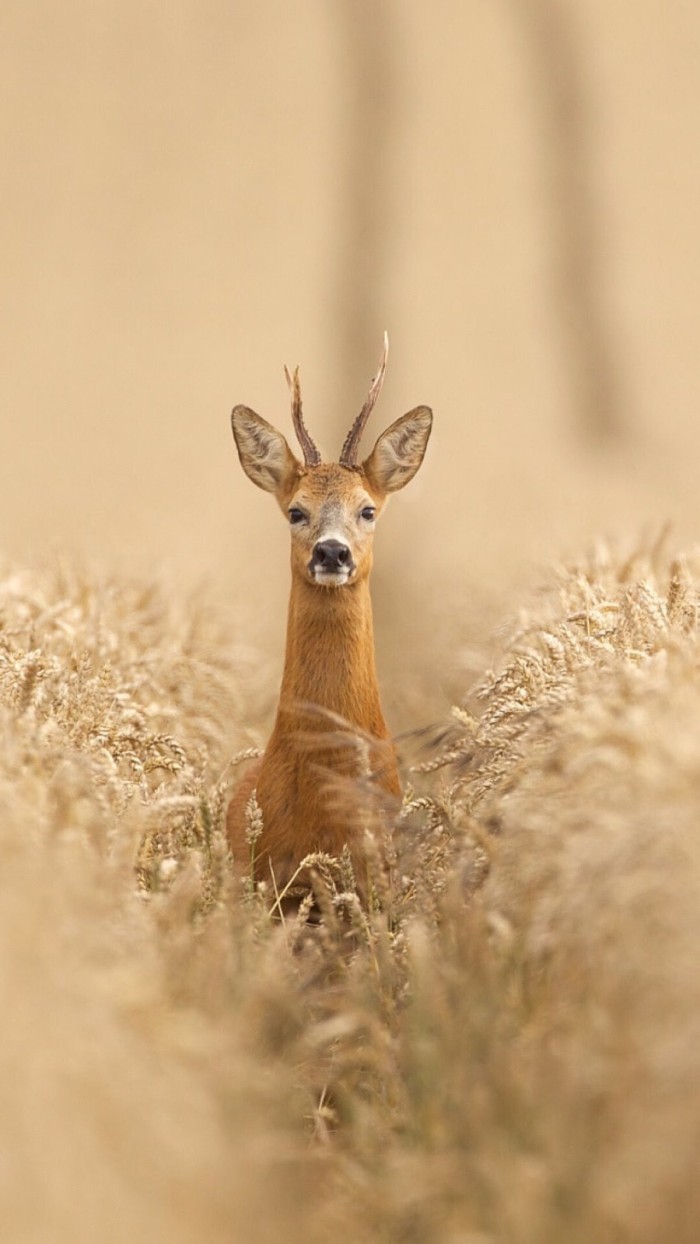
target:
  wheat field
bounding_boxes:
[1,536,699,1243]
[4,3,700,1239]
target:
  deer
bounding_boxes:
[226,335,432,904]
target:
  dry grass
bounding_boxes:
[1,539,700,1242]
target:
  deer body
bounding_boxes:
[228,572,399,888]
[226,337,431,893]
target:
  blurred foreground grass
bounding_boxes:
[1,540,700,1243]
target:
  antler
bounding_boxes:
[338,332,389,468]
[284,364,321,467]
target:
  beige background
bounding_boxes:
[2,1,700,715]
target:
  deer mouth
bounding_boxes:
[311,566,353,588]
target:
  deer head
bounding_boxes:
[230,335,433,588]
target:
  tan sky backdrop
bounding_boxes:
[2,1,700,716]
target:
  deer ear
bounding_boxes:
[231,406,300,494]
[363,406,433,494]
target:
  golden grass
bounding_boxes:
[1,540,700,1242]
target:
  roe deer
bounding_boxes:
[227,335,432,899]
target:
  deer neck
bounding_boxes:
[276,574,387,736]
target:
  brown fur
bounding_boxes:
[227,570,401,892]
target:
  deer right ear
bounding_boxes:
[231,406,300,494]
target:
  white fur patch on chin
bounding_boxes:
[312,568,351,587]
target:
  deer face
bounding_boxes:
[284,464,381,588]
[230,338,432,590]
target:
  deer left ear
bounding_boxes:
[363,406,433,495]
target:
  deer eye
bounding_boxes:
[360,506,376,522]
[288,507,307,525]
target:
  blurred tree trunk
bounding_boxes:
[332,0,397,439]
[511,0,625,441]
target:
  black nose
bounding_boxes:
[311,539,353,574]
